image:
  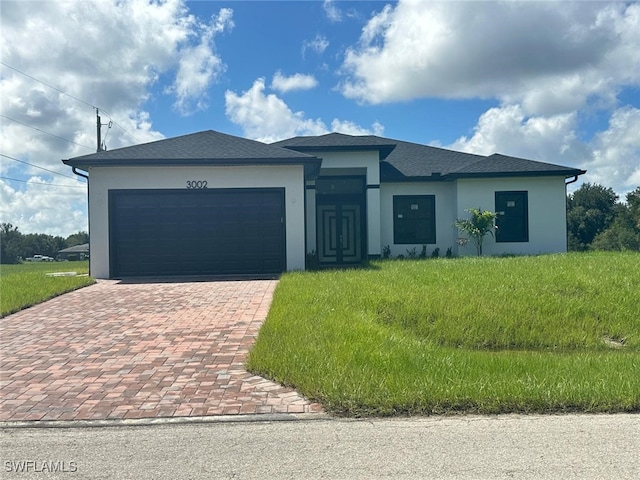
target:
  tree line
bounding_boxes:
[567,184,640,251]
[0,224,89,264]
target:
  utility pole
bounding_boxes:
[96,108,102,152]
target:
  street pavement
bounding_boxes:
[2,413,639,479]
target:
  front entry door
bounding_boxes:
[317,202,362,264]
[316,176,366,266]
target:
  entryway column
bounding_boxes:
[367,186,381,258]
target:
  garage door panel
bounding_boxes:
[110,189,285,277]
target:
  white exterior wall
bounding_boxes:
[380,182,457,257]
[87,165,306,278]
[455,176,568,256]
[304,150,382,257]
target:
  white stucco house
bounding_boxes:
[63,130,585,278]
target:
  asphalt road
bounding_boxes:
[1,414,639,479]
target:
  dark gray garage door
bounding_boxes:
[109,189,285,277]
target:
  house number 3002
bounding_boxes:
[186,180,208,189]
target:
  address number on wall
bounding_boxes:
[186,180,208,189]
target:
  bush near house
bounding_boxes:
[247,252,640,416]
[454,208,497,256]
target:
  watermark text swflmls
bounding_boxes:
[4,460,78,473]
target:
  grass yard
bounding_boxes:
[0,261,95,317]
[247,252,640,416]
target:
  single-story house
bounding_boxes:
[57,243,90,261]
[63,130,585,278]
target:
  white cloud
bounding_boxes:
[448,105,582,161]
[271,72,318,94]
[588,106,640,196]
[323,0,342,23]
[447,104,640,198]
[339,0,639,199]
[225,79,326,143]
[302,34,329,58]
[340,1,640,115]
[225,78,384,143]
[170,8,233,114]
[0,0,231,235]
[0,177,88,237]
[330,120,384,137]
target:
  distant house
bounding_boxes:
[57,243,89,261]
[63,130,585,278]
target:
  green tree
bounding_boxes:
[591,187,640,251]
[65,231,89,248]
[567,183,618,250]
[0,223,24,264]
[22,233,66,259]
[454,208,497,256]
[626,187,640,230]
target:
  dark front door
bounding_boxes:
[315,177,366,266]
[495,191,529,243]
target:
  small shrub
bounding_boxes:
[431,247,440,258]
[454,208,497,256]
[419,245,427,259]
[445,247,453,258]
[406,247,418,259]
[382,245,391,259]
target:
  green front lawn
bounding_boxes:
[0,261,95,317]
[247,252,640,416]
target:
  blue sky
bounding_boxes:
[1,1,639,236]
[151,1,506,144]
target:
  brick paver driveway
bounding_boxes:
[0,279,322,422]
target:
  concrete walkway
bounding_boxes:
[0,279,322,422]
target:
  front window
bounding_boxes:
[393,195,436,244]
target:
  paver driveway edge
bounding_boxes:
[0,412,331,429]
[0,279,323,423]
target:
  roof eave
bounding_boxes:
[380,175,453,183]
[448,170,587,180]
[281,144,396,160]
[380,169,587,183]
[63,156,323,179]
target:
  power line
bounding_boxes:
[0,61,95,109]
[1,61,142,146]
[0,153,80,181]
[0,176,86,189]
[0,114,94,151]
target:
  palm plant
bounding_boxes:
[454,208,497,256]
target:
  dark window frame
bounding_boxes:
[495,191,529,243]
[393,195,436,244]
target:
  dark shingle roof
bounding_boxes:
[63,129,585,182]
[272,133,396,158]
[63,130,321,175]
[451,153,584,176]
[274,134,586,181]
[379,139,486,180]
[57,243,89,254]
